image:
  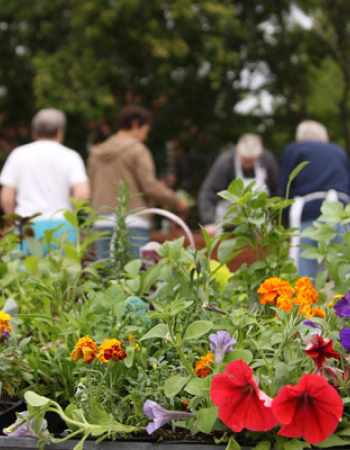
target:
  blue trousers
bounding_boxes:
[20,219,77,255]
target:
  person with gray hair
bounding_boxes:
[279,119,350,278]
[295,120,329,143]
[198,133,279,231]
[0,108,89,251]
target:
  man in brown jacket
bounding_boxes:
[88,105,187,259]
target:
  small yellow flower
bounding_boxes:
[0,311,12,337]
[97,338,127,363]
[71,336,97,364]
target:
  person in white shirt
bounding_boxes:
[0,108,90,249]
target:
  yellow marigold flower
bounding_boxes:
[195,352,214,378]
[295,277,318,305]
[97,338,127,363]
[0,311,12,338]
[276,295,294,313]
[71,336,97,364]
[258,277,294,305]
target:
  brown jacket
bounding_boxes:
[88,135,179,214]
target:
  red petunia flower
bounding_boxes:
[210,359,277,432]
[305,334,340,369]
[272,374,343,445]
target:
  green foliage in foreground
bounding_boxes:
[1,181,350,449]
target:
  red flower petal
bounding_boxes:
[273,374,343,445]
[210,359,277,432]
[305,335,340,369]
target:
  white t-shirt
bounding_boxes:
[0,140,88,219]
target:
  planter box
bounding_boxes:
[0,438,227,450]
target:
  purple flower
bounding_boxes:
[334,292,350,318]
[303,320,322,330]
[209,330,236,364]
[340,327,350,352]
[143,400,192,434]
[3,412,48,438]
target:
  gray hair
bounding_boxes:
[296,120,329,143]
[236,133,263,158]
[31,108,66,138]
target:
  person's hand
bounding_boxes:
[176,199,189,216]
[204,224,217,236]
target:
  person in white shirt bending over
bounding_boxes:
[0,108,90,250]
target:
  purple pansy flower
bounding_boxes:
[334,292,350,318]
[143,400,192,434]
[340,327,350,352]
[209,330,236,364]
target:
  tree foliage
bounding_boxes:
[0,0,350,163]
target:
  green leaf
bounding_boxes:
[320,201,344,223]
[226,437,241,450]
[252,441,271,450]
[196,407,217,433]
[64,210,79,228]
[24,256,39,274]
[124,260,142,276]
[225,349,253,364]
[140,323,170,341]
[185,377,210,397]
[164,375,189,398]
[183,320,213,341]
[317,435,350,448]
[24,391,50,407]
[283,439,310,450]
[287,161,309,188]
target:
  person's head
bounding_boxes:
[236,133,263,170]
[118,105,152,142]
[296,120,329,143]
[31,108,66,142]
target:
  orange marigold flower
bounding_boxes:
[0,311,12,338]
[258,277,294,305]
[97,338,127,363]
[312,307,326,319]
[195,352,214,378]
[295,277,318,306]
[71,336,97,363]
[276,295,294,313]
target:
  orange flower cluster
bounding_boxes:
[71,336,127,364]
[195,352,214,378]
[97,339,127,363]
[258,277,325,319]
[71,336,97,363]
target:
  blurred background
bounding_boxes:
[0,0,349,198]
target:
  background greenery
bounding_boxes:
[0,1,350,180]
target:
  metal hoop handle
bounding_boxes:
[132,208,195,250]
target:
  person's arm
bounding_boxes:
[134,146,185,212]
[198,152,232,225]
[1,186,16,214]
[68,153,90,202]
[72,181,90,201]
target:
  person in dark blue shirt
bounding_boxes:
[279,120,350,278]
